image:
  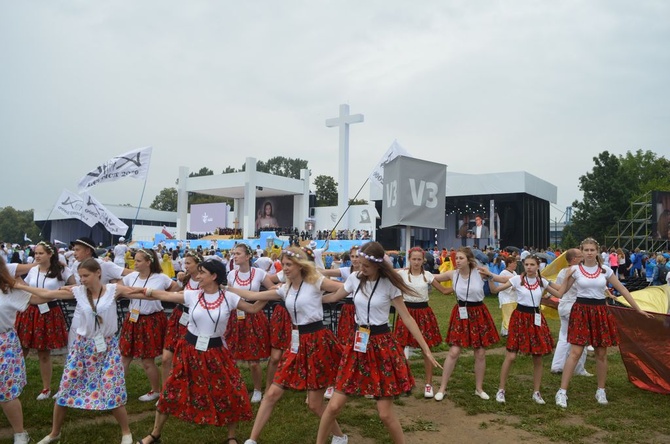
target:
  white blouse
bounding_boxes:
[122,272,173,315]
[452,269,486,303]
[72,284,119,338]
[397,269,433,303]
[276,277,325,325]
[25,266,72,290]
[0,288,31,331]
[185,289,240,338]
[344,272,400,326]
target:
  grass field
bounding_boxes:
[2,291,669,443]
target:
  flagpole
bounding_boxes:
[38,206,55,238]
[329,177,370,236]
[130,175,149,241]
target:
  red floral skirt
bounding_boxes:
[274,327,342,391]
[335,331,414,398]
[164,306,188,353]
[394,304,442,348]
[157,339,252,426]
[445,303,500,348]
[336,303,356,345]
[505,309,554,355]
[15,304,68,350]
[270,304,292,351]
[568,301,619,347]
[226,311,270,361]
[119,311,167,359]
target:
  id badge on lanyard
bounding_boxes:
[129,308,140,323]
[179,311,190,326]
[236,309,246,320]
[195,335,210,351]
[94,335,107,353]
[290,329,300,354]
[458,306,469,320]
[38,303,51,314]
[353,326,371,353]
[534,312,542,327]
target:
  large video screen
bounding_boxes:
[652,191,670,240]
[255,196,294,231]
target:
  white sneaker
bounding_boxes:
[120,434,133,444]
[424,384,434,399]
[36,389,51,401]
[251,390,262,403]
[532,391,546,405]
[586,345,595,352]
[14,432,30,444]
[324,386,334,399]
[138,391,160,402]
[332,434,349,444]
[595,388,608,405]
[555,390,568,408]
[244,440,257,444]
[578,370,594,377]
[37,434,61,444]
[474,390,490,400]
[434,391,444,402]
[403,346,411,360]
[495,389,506,403]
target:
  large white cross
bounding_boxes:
[326,104,364,231]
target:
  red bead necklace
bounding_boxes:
[579,264,602,279]
[234,269,255,288]
[198,290,226,310]
[523,277,540,290]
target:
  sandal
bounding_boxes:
[137,434,161,444]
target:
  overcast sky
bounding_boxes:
[1,1,668,222]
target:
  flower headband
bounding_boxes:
[581,237,599,246]
[360,252,384,263]
[184,251,202,262]
[282,250,302,259]
[36,241,54,254]
[139,249,155,262]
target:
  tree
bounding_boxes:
[314,175,338,207]
[189,167,214,177]
[256,156,308,179]
[349,198,368,205]
[0,207,41,244]
[150,188,178,212]
[570,150,670,242]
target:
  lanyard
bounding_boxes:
[90,287,103,331]
[354,278,381,326]
[525,277,540,310]
[131,273,152,309]
[37,270,48,288]
[454,269,471,303]
[291,281,304,325]
[191,290,223,335]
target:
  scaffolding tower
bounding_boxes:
[605,192,669,252]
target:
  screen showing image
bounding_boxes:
[652,191,670,240]
[255,196,294,231]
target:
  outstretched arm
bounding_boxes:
[431,279,454,295]
[322,286,351,304]
[226,287,282,302]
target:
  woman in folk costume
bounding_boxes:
[554,238,651,409]
[136,259,266,444]
[394,247,452,399]
[161,251,201,384]
[225,243,275,404]
[15,242,73,401]
[433,247,500,402]
[20,258,149,444]
[316,242,440,444]
[119,248,179,402]
[231,247,347,444]
[486,255,563,404]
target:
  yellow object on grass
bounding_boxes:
[439,260,453,288]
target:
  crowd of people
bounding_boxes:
[0,237,664,443]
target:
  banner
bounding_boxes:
[77,146,152,191]
[80,192,129,236]
[609,305,670,394]
[381,156,446,229]
[54,189,98,227]
[369,140,413,189]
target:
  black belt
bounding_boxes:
[405,302,429,309]
[296,321,325,334]
[515,304,539,313]
[457,300,483,307]
[274,301,286,308]
[178,304,190,314]
[43,301,59,310]
[342,299,355,305]
[576,297,606,306]
[185,331,223,349]
[355,324,390,335]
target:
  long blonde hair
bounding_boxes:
[281,247,319,286]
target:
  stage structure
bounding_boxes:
[176,157,310,239]
[375,170,557,250]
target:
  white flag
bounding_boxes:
[23,233,32,242]
[77,146,152,191]
[54,189,98,227]
[369,140,413,189]
[80,192,129,236]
